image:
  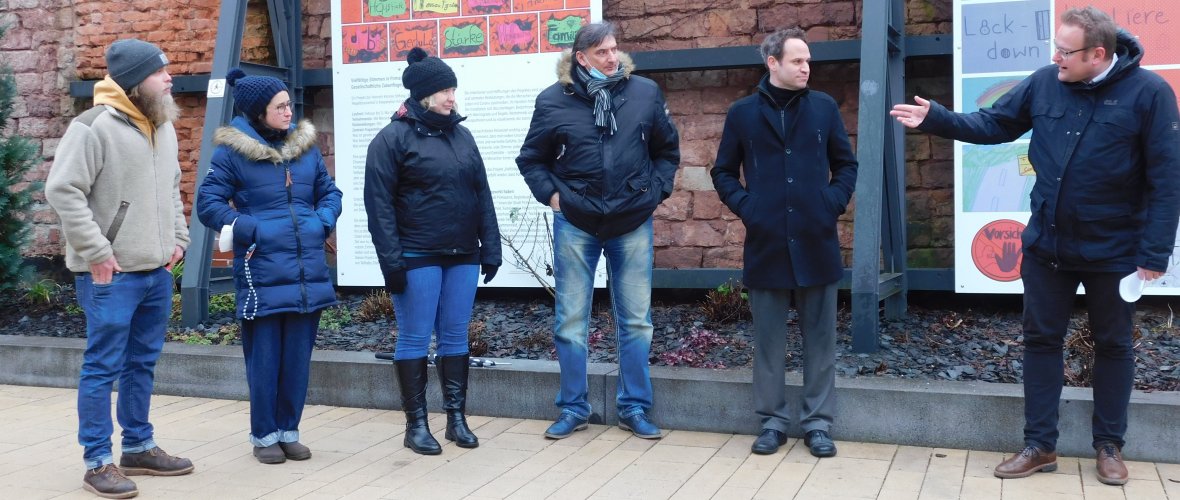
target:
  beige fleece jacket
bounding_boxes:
[45,77,190,273]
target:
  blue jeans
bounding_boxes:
[241,311,321,447]
[75,268,172,469]
[392,264,479,360]
[552,213,654,419]
[1020,257,1135,451]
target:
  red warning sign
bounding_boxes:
[971,219,1025,282]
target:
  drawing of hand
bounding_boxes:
[995,242,1019,273]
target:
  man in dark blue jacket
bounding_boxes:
[892,7,1180,485]
[516,22,680,440]
[711,27,858,458]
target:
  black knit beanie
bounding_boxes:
[226,68,289,120]
[105,39,169,91]
[402,47,457,101]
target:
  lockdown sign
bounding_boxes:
[952,0,1180,294]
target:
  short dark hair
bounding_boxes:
[1060,7,1117,60]
[760,27,807,64]
[572,22,616,55]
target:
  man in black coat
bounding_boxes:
[892,7,1180,485]
[516,22,680,440]
[711,27,858,458]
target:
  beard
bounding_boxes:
[130,89,180,126]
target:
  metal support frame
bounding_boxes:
[850,0,909,352]
[179,0,304,328]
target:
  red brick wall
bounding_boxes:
[9,0,955,270]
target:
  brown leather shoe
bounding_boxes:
[83,464,138,499]
[119,447,194,476]
[994,445,1058,478]
[1095,442,1129,485]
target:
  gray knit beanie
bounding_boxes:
[106,39,169,91]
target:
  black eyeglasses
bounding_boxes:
[1053,44,1091,57]
[271,101,293,113]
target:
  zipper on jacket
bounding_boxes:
[285,164,309,310]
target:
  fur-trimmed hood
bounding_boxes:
[556,50,635,86]
[213,117,317,164]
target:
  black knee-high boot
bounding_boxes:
[437,354,479,448]
[395,358,442,455]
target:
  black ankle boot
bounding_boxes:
[437,354,479,448]
[395,357,442,455]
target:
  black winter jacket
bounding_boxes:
[711,76,858,289]
[364,100,502,276]
[516,52,680,239]
[920,31,1180,272]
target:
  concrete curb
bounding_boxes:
[2,334,1177,463]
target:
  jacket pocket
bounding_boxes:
[1091,108,1138,143]
[1075,202,1136,262]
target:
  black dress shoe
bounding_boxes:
[751,429,788,455]
[805,429,837,458]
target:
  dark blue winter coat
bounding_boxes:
[196,117,343,318]
[711,76,859,289]
[516,52,680,240]
[920,31,1180,272]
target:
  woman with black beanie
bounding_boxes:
[196,69,342,464]
[364,47,502,455]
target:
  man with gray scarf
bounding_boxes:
[47,38,193,498]
[517,22,680,440]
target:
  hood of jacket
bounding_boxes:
[556,50,635,86]
[1067,29,1143,91]
[93,76,157,146]
[213,116,317,163]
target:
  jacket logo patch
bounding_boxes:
[1103,99,1118,105]
[1173,122,1180,131]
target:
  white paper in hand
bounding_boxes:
[1118,272,1146,303]
[218,221,234,253]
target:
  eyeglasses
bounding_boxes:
[1053,44,1091,58]
[271,101,293,113]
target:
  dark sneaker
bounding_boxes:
[83,464,138,499]
[253,443,286,464]
[279,441,312,461]
[618,412,662,439]
[804,430,837,458]
[1095,442,1128,485]
[544,412,589,439]
[751,429,788,455]
[119,447,194,476]
[994,445,1057,479]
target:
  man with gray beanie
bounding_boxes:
[46,37,193,498]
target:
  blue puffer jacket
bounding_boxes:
[921,31,1180,272]
[196,117,343,318]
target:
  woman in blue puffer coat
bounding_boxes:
[196,69,342,465]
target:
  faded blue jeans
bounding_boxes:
[75,268,172,469]
[391,263,479,360]
[552,213,654,420]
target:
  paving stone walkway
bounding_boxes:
[0,385,1176,499]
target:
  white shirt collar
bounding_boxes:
[1090,53,1118,84]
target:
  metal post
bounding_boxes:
[850,0,908,352]
[180,0,247,328]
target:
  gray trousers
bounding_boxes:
[749,284,837,434]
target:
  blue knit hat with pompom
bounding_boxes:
[402,47,457,101]
[226,68,289,120]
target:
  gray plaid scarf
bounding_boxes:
[576,65,625,135]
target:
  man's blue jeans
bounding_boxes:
[552,213,654,419]
[75,268,172,469]
[392,264,479,360]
